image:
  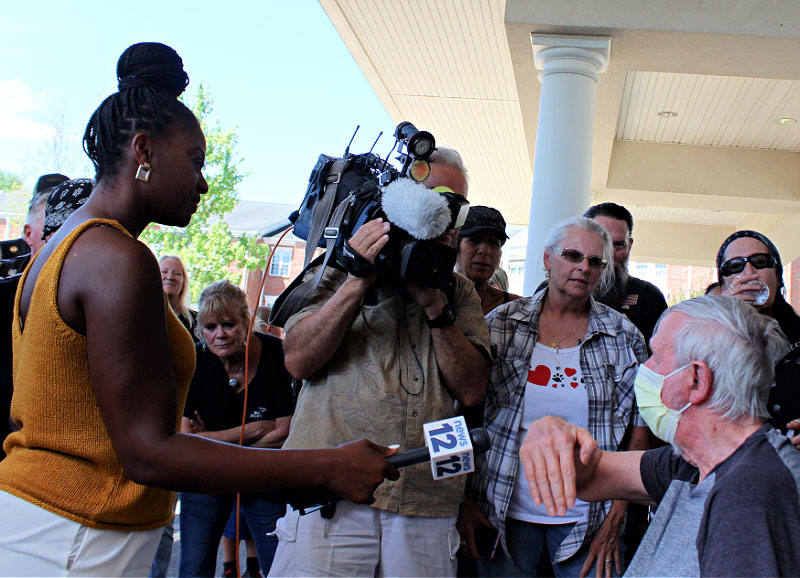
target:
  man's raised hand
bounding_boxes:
[518,416,599,517]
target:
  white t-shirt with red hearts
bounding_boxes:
[507,343,590,524]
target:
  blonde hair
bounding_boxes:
[195,280,264,341]
[158,255,191,321]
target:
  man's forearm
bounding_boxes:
[284,275,371,379]
[430,325,489,407]
[595,427,649,536]
[251,416,291,448]
[188,421,274,446]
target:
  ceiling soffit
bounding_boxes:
[320,0,531,225]
[617,71,800,151]
[321,0,800,263]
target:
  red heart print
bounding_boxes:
[570,382,579,388]
[565,367,577,377]
[528,365,551,386]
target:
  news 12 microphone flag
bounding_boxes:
[423,416,475,480]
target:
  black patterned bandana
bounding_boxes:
[42,178,95,240]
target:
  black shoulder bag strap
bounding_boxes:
[269,193,354,328]
[303,158,350,268]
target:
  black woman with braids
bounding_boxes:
[0,42,398,575]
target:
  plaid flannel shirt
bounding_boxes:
[473,288,648,562]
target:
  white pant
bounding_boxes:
[0,491,163,577]
[268,502,459,577]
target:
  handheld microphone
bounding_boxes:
[381,178,451,240]
[388,428,490,467]
[280,426,491,516]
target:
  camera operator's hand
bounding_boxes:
[406,284,445,319]
[325,439,400,504]
[348,218,390,265]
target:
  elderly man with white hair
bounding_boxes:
[520,295,800,577]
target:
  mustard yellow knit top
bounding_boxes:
[0,219,196,530]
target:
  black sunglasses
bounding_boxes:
[551,247,608,270]
[720,253,775,277]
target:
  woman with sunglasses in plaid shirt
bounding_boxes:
[716,230,800,446]
[465,217,649,578]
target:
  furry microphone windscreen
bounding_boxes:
[381,178,451,240]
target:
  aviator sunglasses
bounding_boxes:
[720,253,776,277]
[551,247,608,270]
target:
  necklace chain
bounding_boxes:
[541,310,585,352]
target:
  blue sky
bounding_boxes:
[0,0,393,206]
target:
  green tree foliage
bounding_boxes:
[141,85,269,302]
[0,170,31,233]
[0,170,24,192]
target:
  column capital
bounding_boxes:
[531,33,612,81]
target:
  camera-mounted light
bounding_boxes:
[395,121,436,160]
[407,131,435,158]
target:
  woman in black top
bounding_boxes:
[180,280,294,576]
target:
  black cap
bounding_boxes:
[459,206,508,241]
[33,173,69,196]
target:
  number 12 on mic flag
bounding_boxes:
[423,416,474,480]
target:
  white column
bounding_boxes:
[523,34,611,295]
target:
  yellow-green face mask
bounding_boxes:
[634,363,692,444]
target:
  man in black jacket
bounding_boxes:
[583,202,669,565]
[584,202,667,347]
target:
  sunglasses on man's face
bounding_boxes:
[551,247,608,270]
[720,253,776,277]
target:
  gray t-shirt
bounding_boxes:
[626,425,800,577]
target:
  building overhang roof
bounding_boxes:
[320,0,800,266]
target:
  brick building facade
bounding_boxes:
[652,262,800,313]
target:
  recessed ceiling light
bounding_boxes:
[775,117,797,126]
[658,110,678,118]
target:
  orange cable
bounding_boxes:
[233,225,294,577]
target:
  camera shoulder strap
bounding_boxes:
[303,157,350,268]
[269,193,354,328]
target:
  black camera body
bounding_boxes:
[271,122,468,329]
[290,122,462,290]
[332,173,458,289]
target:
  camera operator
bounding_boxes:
[269,147,491,578]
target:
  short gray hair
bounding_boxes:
[429,146,468,183]
[543,216,615,295]
[665,295,789,423]
[25,191,48,225]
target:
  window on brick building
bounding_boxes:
[269,246,294,277]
